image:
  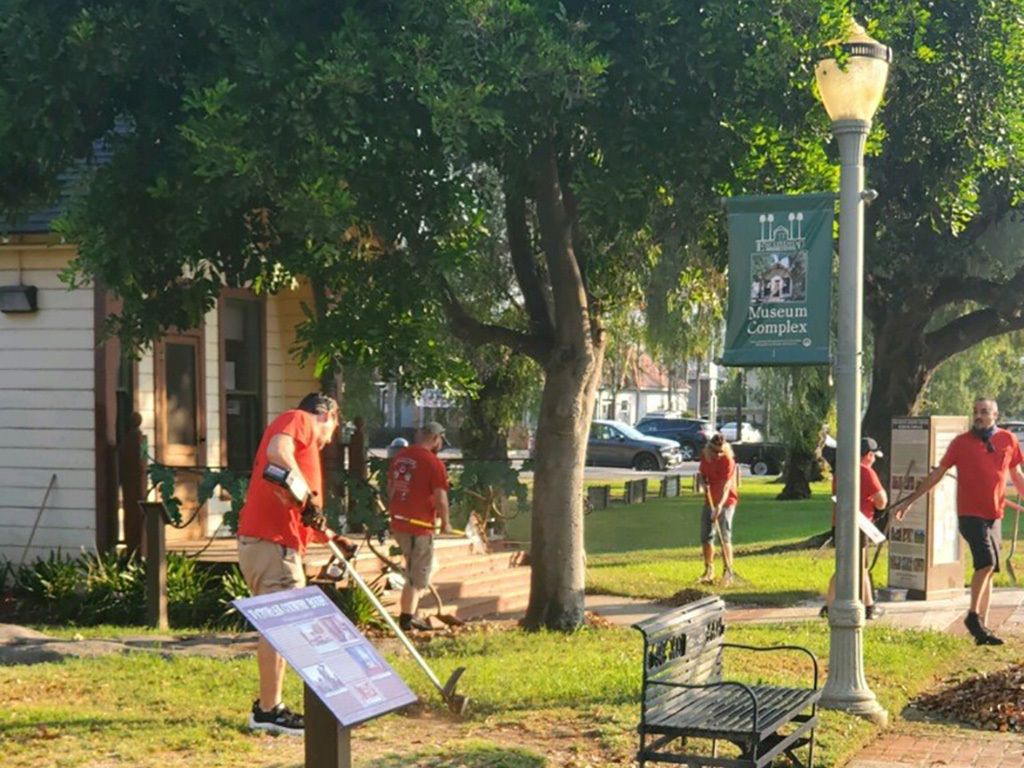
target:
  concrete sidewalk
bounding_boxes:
[585,589,1024,768]
[586,587,1024,636]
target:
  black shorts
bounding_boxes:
[959,516,1001,573]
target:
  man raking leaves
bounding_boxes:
[698,433,740,586]
[387,422,453,632]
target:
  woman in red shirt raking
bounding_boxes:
[698,433,739,586]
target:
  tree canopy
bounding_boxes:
[1,0,841,629]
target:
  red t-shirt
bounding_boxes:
[831,459,884,524]
[388,445,449,535]
[698,452,738,507]
[237,410,327,553]
[939,428,1023,520]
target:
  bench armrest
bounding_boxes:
[646,679,760,734]
[721,642,820,690]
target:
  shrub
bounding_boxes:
[325,582,387,631]
[78,551,146,624]
[13,551,86,623]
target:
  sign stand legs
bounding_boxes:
[304,683,351,768]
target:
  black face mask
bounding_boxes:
[972,425,996,452]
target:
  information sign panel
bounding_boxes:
[235,586,417,727]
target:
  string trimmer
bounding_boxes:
[324,537,469,714]
[262,461,468,714]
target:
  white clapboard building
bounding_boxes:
[0,215,321,563]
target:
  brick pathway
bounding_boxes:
[847,730,1024,768]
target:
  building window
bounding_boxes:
[223,297,264,471]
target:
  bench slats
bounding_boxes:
[646,686,820,739]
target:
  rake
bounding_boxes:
[1005,497,1022,586]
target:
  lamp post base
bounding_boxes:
[820,599,889,725]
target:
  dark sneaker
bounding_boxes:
[398,613,433,632]
[976,630,1005,646]
[865,605,883,621]
[249,700,303,735]
[818,605,828,618]
[964,611,987,643]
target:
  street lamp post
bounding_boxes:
[815,20,892,724]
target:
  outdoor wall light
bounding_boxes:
[0,284,38,313]
[815,21,892,124]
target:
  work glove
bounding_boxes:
[301,503,328,532]
[332,535,359,560]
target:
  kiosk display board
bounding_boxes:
[888,416,967,599]
[235,586,417,727]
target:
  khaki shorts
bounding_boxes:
[238,536,306,595]
[393,532,435,590]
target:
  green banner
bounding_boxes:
[721,193,835,366]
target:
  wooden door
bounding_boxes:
[155,333,206,539]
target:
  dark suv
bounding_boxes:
[635,417,715,461]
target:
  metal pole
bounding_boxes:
[819,119,887,725]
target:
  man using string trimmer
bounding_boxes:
[236,393,359,735]
[388,422,452,632]
[892,397,1024,646]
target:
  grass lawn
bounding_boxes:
[0,621,993,768]
[508,477,1021,605]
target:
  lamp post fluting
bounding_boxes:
[815,20,892,725]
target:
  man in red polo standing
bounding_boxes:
[237,392,357,734]
[388,422,452,631]
[894,397,1024,645]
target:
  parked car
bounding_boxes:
[588,419,682,471]
[731,442,786,476]
[635,416,715,461]
[719,421,764,443]
[1000,421,1024,442]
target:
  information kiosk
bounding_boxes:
[887,416,968,600]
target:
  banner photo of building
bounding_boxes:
[721,193,835,366]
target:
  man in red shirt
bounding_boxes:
[237,392,356,734]
[823,437,888,619]
[698,433,739,585]
[893,397,1024,645]
[388,421,452,631]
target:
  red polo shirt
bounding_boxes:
[388,445,449,535]
[939,428,1023,520]
[237,410,328,552]
[699,452,739,507]
[831,458,885,524]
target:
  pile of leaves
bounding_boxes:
[913,664,1024,732]
[660,588,714,607]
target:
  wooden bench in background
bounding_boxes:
[633,596,820,767]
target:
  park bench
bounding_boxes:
[633,596,820,767]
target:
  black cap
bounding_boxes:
[861,437,883,457]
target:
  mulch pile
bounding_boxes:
[912,664,1024,732]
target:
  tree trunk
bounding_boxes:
[523,341,604,631]
[777,449,815,499]
[861,309,932,483]
[460,375,511,463]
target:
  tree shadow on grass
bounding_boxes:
[366,741,546,767]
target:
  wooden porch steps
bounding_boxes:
[168,535,533,622]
